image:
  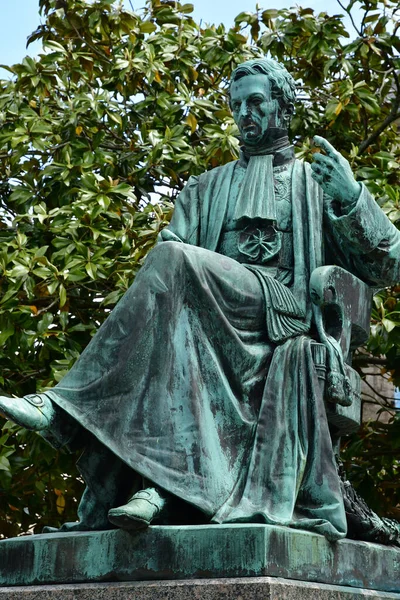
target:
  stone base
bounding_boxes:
[1,578,400,599]
[1,525,400,593]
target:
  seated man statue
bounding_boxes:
[1,58,399,542]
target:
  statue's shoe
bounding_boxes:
[107,487,166,531]
[0,393,55,431]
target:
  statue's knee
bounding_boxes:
[146,241,187,274]
[150,240,186,258]
[128,242,188,300]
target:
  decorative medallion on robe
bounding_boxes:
[238,225,282,263]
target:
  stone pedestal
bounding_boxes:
[1,578,400,599]
[1,525,399,594]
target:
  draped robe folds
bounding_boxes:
[46,157,400,542]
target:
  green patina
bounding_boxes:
[0,59,400,584]
[0,525,400,592]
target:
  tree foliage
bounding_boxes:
[0,0,399,536]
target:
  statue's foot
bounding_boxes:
[107,487,166,531]
[0,393,55,431]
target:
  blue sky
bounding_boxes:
[0,0,361,77]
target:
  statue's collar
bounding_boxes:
[239,143,295,168]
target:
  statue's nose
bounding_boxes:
[239,101,249,120]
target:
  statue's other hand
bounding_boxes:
[311,136,361,209]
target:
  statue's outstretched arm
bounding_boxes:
[312,136,400,287]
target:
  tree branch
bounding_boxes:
[34,297,59,316]
[336,0,361,36]
[64,11,112,64]
[358,70,400,154]
[354,355,387,365]
[358,109,400,154]
[363,377,394,406]
[16,368,47,385]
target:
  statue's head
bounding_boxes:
[229,58,296,149]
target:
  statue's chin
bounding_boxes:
[241,130,264,146]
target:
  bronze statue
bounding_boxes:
[1,58,399,542]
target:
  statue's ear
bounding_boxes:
[281,102,294,127]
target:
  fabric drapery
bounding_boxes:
[234,154,277,225]
[47,242,346,541]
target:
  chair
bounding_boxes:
[309,265,373,437]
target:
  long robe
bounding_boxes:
[45,157,400,541]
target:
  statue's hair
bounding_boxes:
[230,58,296,119]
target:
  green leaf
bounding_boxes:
[0,64,14,73]
[59,284,67,308]
[43,40,68,53]
[382,318,396,333]
[107,111,122,126]
[180,4,194,13]
[356,167,382,179]
[262,9,278,21]
[0,456,11,472]
[9,188,33,205]
[0,323,15,346]
[97,194,111,210]
[364,12,380,23]
[140,20,157,33]
[85,263,97,279]
[234,11,255,24]
[37,312,54,334]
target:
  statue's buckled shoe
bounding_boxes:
[107,487,166,531]
[25,394,46,407]
[0,393,55,431]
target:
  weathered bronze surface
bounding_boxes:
[1,524,400,592]
[1,59,400,553]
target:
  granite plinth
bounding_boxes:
[0,524,399,592]
[1,578,400,599]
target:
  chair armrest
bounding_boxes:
[310,265,373,361]
[309,266,371,435]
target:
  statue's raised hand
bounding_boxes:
[311,136,361,209]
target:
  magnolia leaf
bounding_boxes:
[140,20,156,33]
[59,284,67,308]
[0,456,11,472]
[262,9,278,20]
[382,318,397,333]
[56,493,66,515]
[0,324,15,346]
[180,4,194,13]
[185,112,197,134]
[43,40,68,53]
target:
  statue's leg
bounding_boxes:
[44,427,139,533]
[63,433,138,531]
[213,335,347,541]
[3,242,270,531]
[0,391,141,532]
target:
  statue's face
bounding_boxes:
[230,74,281,148]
